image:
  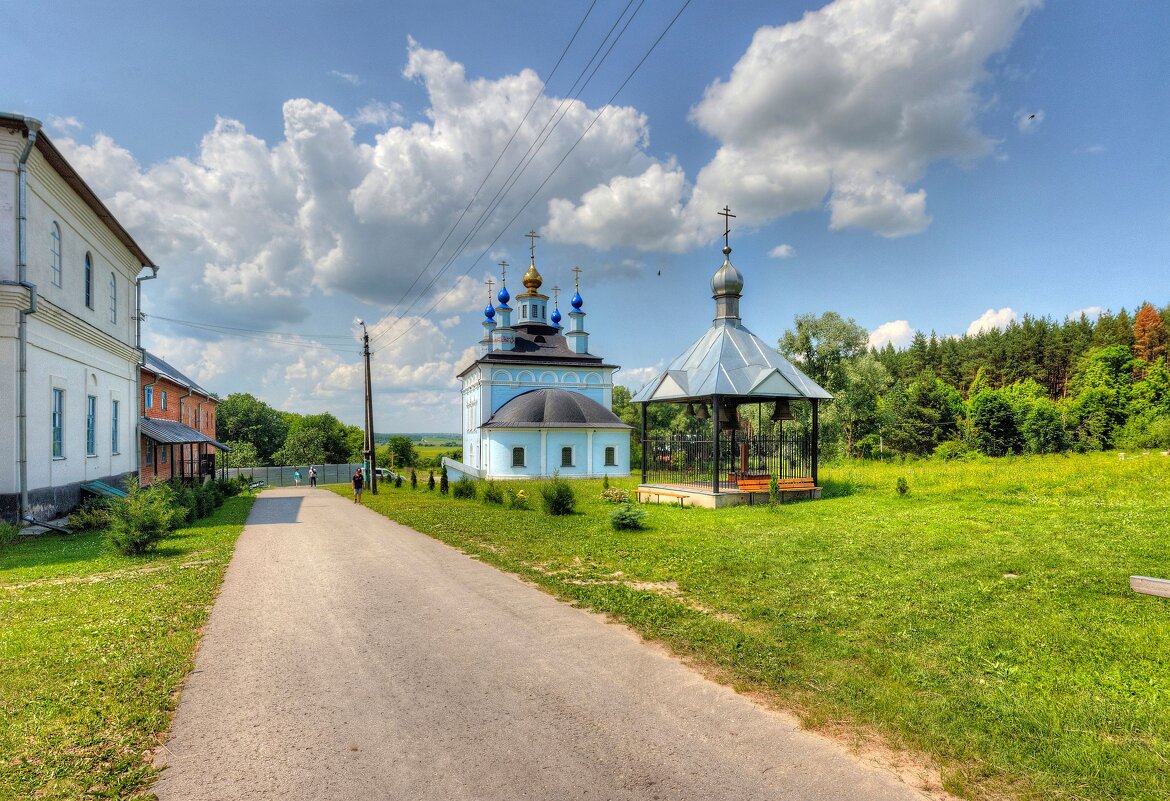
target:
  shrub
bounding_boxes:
[933,439,973,462]
[428,470,436,491]
[896,476,910,496]
[410,469,418,490]
[192,483,215,519]
[769,475,781,510]
[216,477,242,497]
[540,474,576,516]
[602,473,610,490]
[440,466,449,495]
[483,480,506,505]
[394,474,403,489]
[107,482,182,555]
[0,521,21,546]
[600,487,630,504]
[69,497,113,531]
[609,503,646,530]
[508,488,531,510]
[452,478,477,499]
[169,482,197,524]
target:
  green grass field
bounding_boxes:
[335,452,1170,801]
[0,496,254,801]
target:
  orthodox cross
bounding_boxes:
[551,285,560,305]
[498,259,509,285]
[485,277,495,302]
[718,205,736,249]
[571,265,582,291]
[526,230,540,260]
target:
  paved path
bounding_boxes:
[155,488,927,801]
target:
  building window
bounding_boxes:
[145,385,153,409]
[84,253,93,308]
[52,388,65,458]
[604,446,616,466]
[111,399,120,453]
[86,395,97,455]
[561,446,573,467]
[145,443,154,466]
[50,222,62,287]
[512,447,525,467]
[161,390,167,410]
[161,447,168,465]
[109,272,117,323]
[196,405,202,429]
[522,303,528,317]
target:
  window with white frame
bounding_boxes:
[86,395,97,455]
[161,390,167,410]
[108,272,117,323]
[51,388,65,458]
[560,446,574,467]
[145,442,154,466]
[111,399,120,454]
[145,385,153,409]
[84,253,94,308]
[512,446,525,467]
[604,446,616,466]
[50,222,62,287]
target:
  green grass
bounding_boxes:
[0,495,255,801]
[335,453,1170,801]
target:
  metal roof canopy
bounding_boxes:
[140,417,231,450]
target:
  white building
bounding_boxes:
[444,243,631,482]
[1,114,157,522]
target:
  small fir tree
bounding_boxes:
[394,473,403,489]
[410,469,417,489]
[602,473,610,490]
[440,465,449,495]
[428,470,436,491]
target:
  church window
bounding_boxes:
[560,446,574,467]
[51,388,65,458]
[109,272,117,323]
[604,446,616,466]
[522,304,528,317]
[84,253,94,308]
[512,447,525,467]
[50,222,62,286]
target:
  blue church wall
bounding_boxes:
[543,431,589,477]
[590,431,631,476]
[485,431,543,479]
[479,429,630,478]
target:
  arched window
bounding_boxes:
[84,253,93,309]
[108,272,117,323]
[50,222,62,287]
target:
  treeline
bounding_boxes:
[613,302,1170,460]
[216,393,365,467]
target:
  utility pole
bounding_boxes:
[355,319,378,494]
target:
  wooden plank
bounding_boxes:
[1130,576,1170,598]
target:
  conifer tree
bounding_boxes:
[440,466,449,495]
[1133,302,1168,368]
[428,470,436,491]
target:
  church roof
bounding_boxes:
[458,326,615,377]
[482,388,631,429]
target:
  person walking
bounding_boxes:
[352,468,364,503]
[308,466,317,487]
[293,468,302,487]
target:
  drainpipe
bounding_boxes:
[12,116,41,521]
[133,265,158,485]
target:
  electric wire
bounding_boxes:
[152,315,360,353]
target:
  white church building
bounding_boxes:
[444,238,631,481]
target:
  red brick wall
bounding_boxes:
[139,368,220,486]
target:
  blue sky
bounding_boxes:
[4,1,1168,432]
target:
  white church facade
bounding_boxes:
[443,240,631,482]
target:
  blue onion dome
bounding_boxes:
[497,284,510,305]
[483,303,496,320]
[550,306,562,325]
[711,246,744,296]
[570,291,583,310]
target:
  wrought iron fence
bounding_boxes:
[643,432,813,490]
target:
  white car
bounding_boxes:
[374,467,398,481]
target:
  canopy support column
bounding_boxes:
[811,398,819,486]
[711,394,721,494]
[639,402,647,483]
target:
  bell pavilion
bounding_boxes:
[443,233,631,482]
[631,208,832,507]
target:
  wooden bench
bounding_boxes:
[729,474,817,492]
[637,488,690,507]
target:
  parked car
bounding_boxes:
[374,467,398,481]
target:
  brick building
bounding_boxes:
[139,351,227,484]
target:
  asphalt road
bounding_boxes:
[154,488,928,801]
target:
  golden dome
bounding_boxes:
[522,260,543,291]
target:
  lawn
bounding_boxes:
[333,453,1170,801]
[0,495,254,801]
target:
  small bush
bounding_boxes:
[108,482,182,555]
[440,466,449,495]
[69,497,113,532]
[933,439,973,462]
[602,473,610,490]
[769,475,781,510]
[394,474,403,489]
[483,480,506,505]
[540,474,576,516]
[216,477,244,498]
[610,503,647,530]
[0,521,21,546]
[896,476,910,496]
[452,478,477,499]
[508,488,531,510]
[428,470,436,491]
[600,487,630,504]
[170,482,197,523]
[410,469,418,490]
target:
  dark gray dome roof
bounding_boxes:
[482,389,632,429]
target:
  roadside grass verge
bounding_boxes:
[0,494,255,801]
[333,453,1170,801]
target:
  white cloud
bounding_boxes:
[548,0,1038,247]
[1075,144,1105,156]
[329,70,361,85]
[48,115,82,133]
[1067,306,1104,321]
[768,244,795,258]
[868,320,914,350]
[1015,108,1045,133]
[966,307,1017,336]
[616,365,663,392]
[351,100,405,127]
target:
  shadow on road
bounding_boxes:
[249,496,304,525]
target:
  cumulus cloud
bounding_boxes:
[868,320,914,350]
[48,115,83,133]
[767,244,795,258]
[548,0,1039,247]
[616,365,663,392]
[351,100,405,127]
[1015,108,1045,133]
[967,307,1018,336]
[1067,305,1104,321]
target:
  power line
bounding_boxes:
[152,315,359,353]
[374,0,693,354]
